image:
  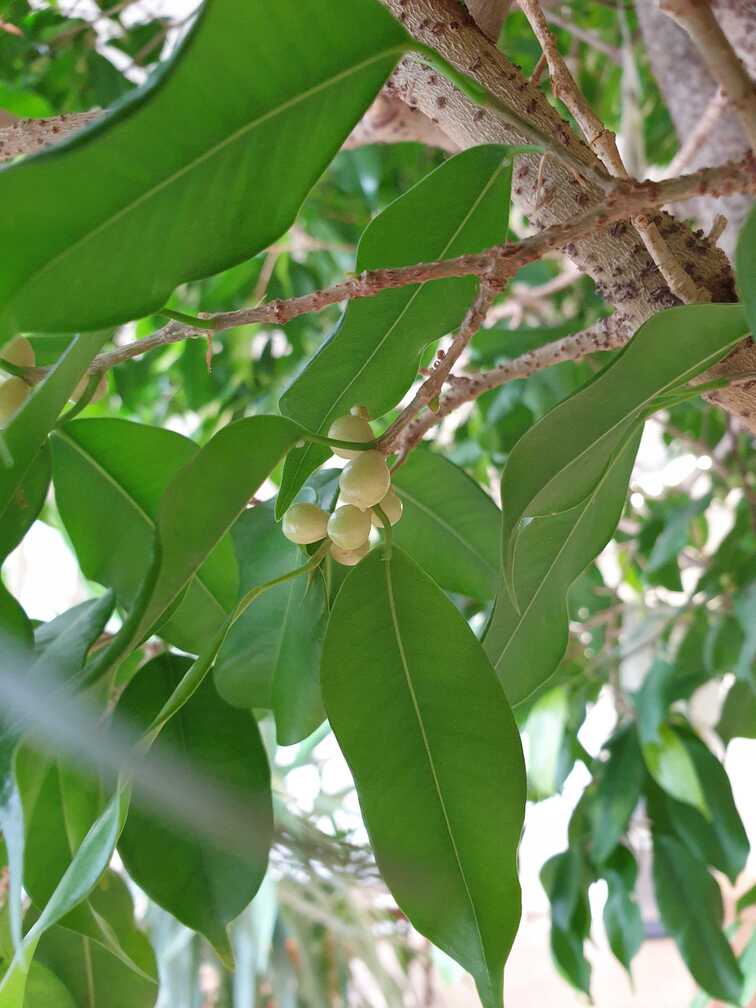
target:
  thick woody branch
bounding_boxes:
[0,111,99,161]
[465,0,510,41]
[659,0,756,150]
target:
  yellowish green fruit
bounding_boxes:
[71,373,108,404]
[282,502,329,545]
[371,487,403,527]
[0,377,31,425]
[330,541,370,566]
[327,413,374,459]
[327,505,371,551]
[339,450,390,509]
[1,336,35,369]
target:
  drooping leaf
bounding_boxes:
[0,0,409,337]
[590,724,645,865]
[321,546,526,1008]
[117,653,273,962]
[277,145,514,514]
[87,415,302,682]
[51,418,238,655]
[485,304,748,706]
[718,679,756,743]
[652,834,743,1003]
[641,722,707,817]
[214,505,326,745]
[390,449,501,601]
[600,846,643,976]
[0,444,50,563]
[540,850,592,996]
[0,332,105,527]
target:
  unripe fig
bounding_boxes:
[371,487,403,527]
[282,502,329,544]
[327,505,371,550]
[327,413,374,459]
[71,373,108,403]
[0,377,31,424]
[1,337,35,369]
[339,450,390,509]
[330,541,370,566]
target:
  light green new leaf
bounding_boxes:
[322,546,526,1008]
[486,304,748,706]
[87,415,302,682]
[0,332,105,529]
[277,145,513,515]
[390,449,501,601]
[653,834,743,1003]
[117,653,273,962]
[0,0,408,337]
[523,687,568,801]
[51,418,238,655]
[641,723,707,817]
[214,505,327,745]
[20,963,76,1008]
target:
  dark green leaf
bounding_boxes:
[277,146,513,514]
[51,418,238,655]
[322,546,525,1008]
[0,0,408,336]
[652,834,743,1003]
[390,449,501,601]
[718,680,756,743]
[214,505,326,745]
[118,653,273,961]
[540,850,591,995]
[601,846,643,975]
[590,724,645,865]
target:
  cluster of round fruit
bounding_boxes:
[281,409,402,566]
[0,336,108,425]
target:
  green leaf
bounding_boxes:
[736,205,756,336]
[601,846,643,976]
[277,145,514,515]
[214,505,327,745]
[21,962,76,1008]
[733,582,756,684]
[321,546,525,1008]
[0,0,408,336]
[0,333,105,529]
[0,445,50,563]
[51,418,238,655]
[523,686,568,800]
[540,850,591,995]
[485,303,748,706]
[389,449,501,601]
[590,724,645,865]
[652,834,743,1003]
[641,722,707,817]
[117,653,273,961]
[718,680,756,743]
[88,415,302,681]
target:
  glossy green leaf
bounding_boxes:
[589,725,645,865]
[0,0,408,337]
[641,722,707,816]
[718,680,756,743]
[0,445,50,563]
[485,304,748,706]
[117,653,273,961]
[390,449,501,601]
[88,415,302,682]
[652,834,743,1003]
[601,846,643,975]
[736,204,756,336]
[51,418,238,655]
[277,145,513,515]
[321,546,526,1008]
[0,333,105,527]
[214,505,327,745]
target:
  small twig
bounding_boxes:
[519,0,708,304]
[484,264,582,326]
[659,0,756,151]
[530,52,549,85]
[707,214,728,244]
[664,87,729,178]
[539,8,623,64]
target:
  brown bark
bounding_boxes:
[343,92,457,152]
[380,0,756,430]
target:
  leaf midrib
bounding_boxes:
[17,49,404,305]
[383,550,492,997]
[54,430,226,619]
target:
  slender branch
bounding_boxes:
[519,0,706,304]
[539,8,623,64]
[663,86,728,177]
[659,0,756,151]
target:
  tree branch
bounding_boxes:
[0,111,99,161]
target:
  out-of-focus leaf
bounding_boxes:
[524,687,568,800]
[601,846,643,975]
[641,722,707,817]
[736,205,756,335]
[541,849,591,995]
[590,724,645,865]
[0,445,50,562]
[718,680,756,743]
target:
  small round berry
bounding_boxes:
[371,488,403,527]
[330,541,370,566]
[1,337,35,369]
[282,502,329,545]
[71,373,108,404]
[339,450,391,509]
[350,405,370,420]
[327,413,374,459]
[327,505,371,551]
[0,377,31,425]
